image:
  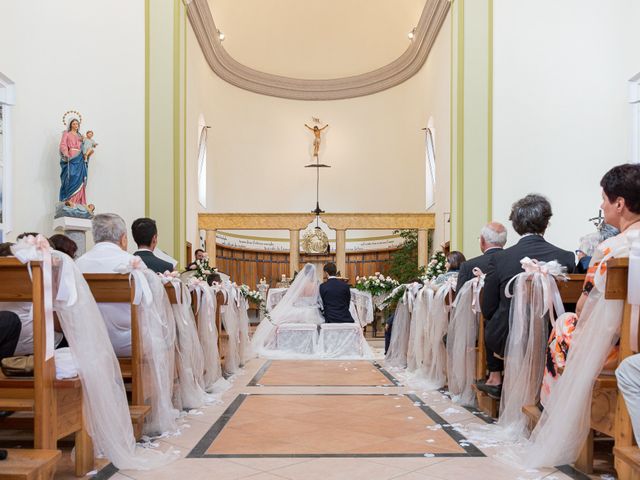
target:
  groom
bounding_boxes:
[319,262,355,323]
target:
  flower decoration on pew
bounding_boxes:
[378,284,407,311]
[239,284,271,319]
[192,253,217,282]
[355,272,399,297]
[423,251,446,281]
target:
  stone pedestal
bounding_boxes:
[53,217,92,256]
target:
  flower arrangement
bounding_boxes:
[423,251,446,281]
[192,254,216,282]
[239,284,270,318]
[355,272,399,297]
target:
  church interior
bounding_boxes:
[1,0,640,479]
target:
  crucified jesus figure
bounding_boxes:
[305,123,329,157]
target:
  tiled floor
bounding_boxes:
[50,352,599,480]
[249,360,395,386]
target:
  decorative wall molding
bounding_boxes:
[186,0,450,101]
[198,212,436,231]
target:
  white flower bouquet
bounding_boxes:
[423,251,447,281]
[355,272,400,297]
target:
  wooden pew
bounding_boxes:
[0,448,61,480]
[216,290,228,359]
[83,274,150,439]
[475,274,585,419]
[0,258,93,477]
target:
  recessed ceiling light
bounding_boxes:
[217,30,225,41]
[407,28,416,40]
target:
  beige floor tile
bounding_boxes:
[120,458,260,480]
[269,458,407,480]
[415,457,559,480]
[227,457,313,472]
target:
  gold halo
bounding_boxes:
[62,110,83,127]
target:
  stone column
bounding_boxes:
[335,229,347,278]
[205,229,217,267]
[417,229,429,269]
[289,230,300,277]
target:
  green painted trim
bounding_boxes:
[173,0,181,263]
[455,0,465,248]
[487,0,493,222]
[144,0,150,216]
[183,10,187,267]
[449,0,454,245]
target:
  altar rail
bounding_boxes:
[216,244,396,287]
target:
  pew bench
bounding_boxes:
[83,274,154,439]
[0,258,93,477]
[0,448,61,480]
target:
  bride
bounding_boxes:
[250,263,324,356]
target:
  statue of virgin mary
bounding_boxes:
[59,112,89,207]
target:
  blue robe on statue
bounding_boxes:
[59,152,87,202]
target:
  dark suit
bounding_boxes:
[481,235,575,370]
[134,250,174,274]
[455,247,503,293]
[319,278,355,323]
[0,311,21,360]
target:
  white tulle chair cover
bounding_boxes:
[419,279,455,390]
[11,237,178,470]
[406,284,430,373]
[503,230,640,468]
[385,286,414,369]
[238,296,252,364]
[447,269,484,405]
[494,258,566,442]
[349,289,374,327]
[188,279,230,395]
[161,274,214,409]
[220,283,242,375]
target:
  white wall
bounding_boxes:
[493,0,640,250]
[185,13,451,253]
[0,1,145,245]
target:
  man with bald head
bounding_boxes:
[455,222,507,292]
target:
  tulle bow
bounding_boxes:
[439,276,457,312]
[11,235,57,359]
[505,257,567,326]
[114,257,153,306]
[159,270,183,306]
[470,267,485,314]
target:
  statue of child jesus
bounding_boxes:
[82,130,98,162]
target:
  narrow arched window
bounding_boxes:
[197,117,208,208]
[425,127,436,209]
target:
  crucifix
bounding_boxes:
[588,209,604,229]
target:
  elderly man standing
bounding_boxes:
[478,195,575,399]
[455,222,507,292]
[77,213,143,356]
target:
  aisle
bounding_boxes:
[92,357,586,480]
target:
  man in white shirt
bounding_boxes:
[77,213,144,356]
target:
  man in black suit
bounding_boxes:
[478,194,575,398]
[319,262,355,323]
[455,221,507,292]
[131,218,174,274]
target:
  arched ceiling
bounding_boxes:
[208,0,428,79]
[188,0,450,100]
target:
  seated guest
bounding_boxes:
[433,251,466,286]
[49,234,78,258]
[207,272,222,286]
[479,194,575,398]
[574,224,619,274]
[616,354,640,445]
[187,249,206,271]
[0,239,64,355]
[0,311,22,360]
[131,217,174,274]
[456,222,507,291]
[77,213,141,356]
[541,164,640,405]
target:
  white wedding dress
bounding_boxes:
[250,264,324,357]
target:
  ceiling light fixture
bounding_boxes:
[217,30,225,41]
[407,28,416,40]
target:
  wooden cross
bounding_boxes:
[588,209,604,229]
